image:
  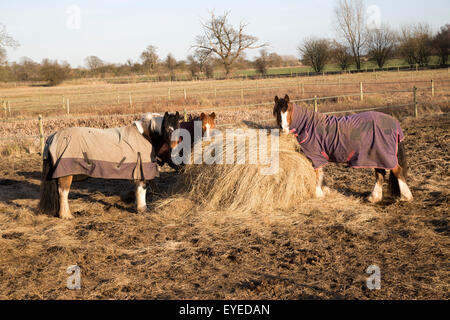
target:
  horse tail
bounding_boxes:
[389,140,407,197]
[38,156,59,216]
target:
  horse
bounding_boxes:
[273,94,413,203]
[38,111,182,219]
[156,112,216,170]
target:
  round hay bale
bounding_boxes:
[172,131,316,213]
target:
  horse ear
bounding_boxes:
[284,94,290,103]
[200,112,206,120]
[274,96,279,103]
[210,112,216,119]
[164,111,169,118]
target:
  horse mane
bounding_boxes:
[188,114,201,122]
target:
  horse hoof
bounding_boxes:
[400,195,414,202]
[60,213,74,220]
[136,206,148,213]
[315,188,325,198]
[367,195,381,204]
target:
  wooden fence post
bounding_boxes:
[431,80,434,97]
[413,86,418,118]
[129,93,132,108]
[360,82,364,101]
[66,99,70,114]
[314,96,318,112]
[38,115,45,155]
[184,88,187,101]
[214,86,217,99]
[62,96,65,110]
[184,108,188,122]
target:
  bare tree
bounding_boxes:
[432,24,450,65]
[186,55,200,78]
[12,57,40,81]
[0,23,19,49]
[366,24,397,68]
[193,11,267,76]
[140,45,159,73]
[0,23,19,66]
[40,59,70,86]
[268,52,283,67]
[334,0,366,70]
[254,49,269,75]
[331,42,353,70]
[165,53,177,80]
[0,47,6,65]
[298,37,331,73]
[399,23,433,66]
[85,56,104,70]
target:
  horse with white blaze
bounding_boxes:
[273,94,413,203]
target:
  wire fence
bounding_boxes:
[1,88,447,144]
[1,77,449,120]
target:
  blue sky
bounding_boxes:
[1,0,449,67]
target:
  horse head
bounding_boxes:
[162,111,183,149]
[200,112,216,138]
[273,94,293,134]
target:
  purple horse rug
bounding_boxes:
[289,104,404,169]
[43,124,159,180]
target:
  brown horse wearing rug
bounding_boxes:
[273,95,413,203]
[39,112,182,219]
[156,112,216,171]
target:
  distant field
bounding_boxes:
[236,57,443,77]
[0,68,449,122]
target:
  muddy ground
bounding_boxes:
[0,113,448,300]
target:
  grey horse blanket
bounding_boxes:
[289,104,404,169]
[44,124,159,180]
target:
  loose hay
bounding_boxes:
[169,130,316,212]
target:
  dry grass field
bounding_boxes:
[0,68,449,120]
[0,70,449,300]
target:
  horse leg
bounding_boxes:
[58,175,74,219]
[315,168,325,198]
[135,180,147,213]
[368,169,385,203]
[391,165,413,201]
